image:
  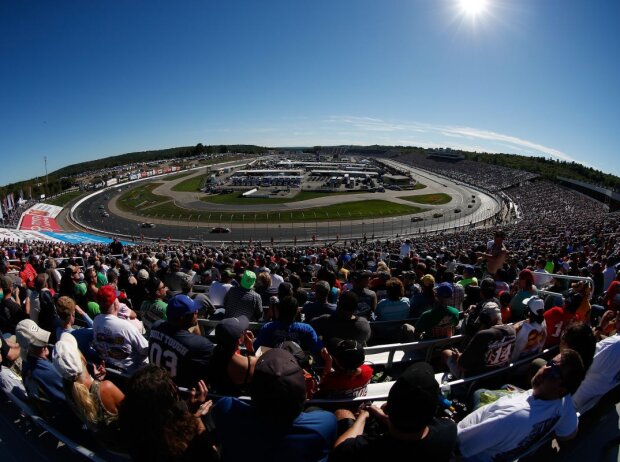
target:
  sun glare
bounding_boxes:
[459,0,488,16]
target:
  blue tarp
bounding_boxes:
[41,231,133,245]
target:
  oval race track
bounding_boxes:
[71,158,503,244]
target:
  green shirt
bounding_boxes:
[414,304,460,339]
[140,299,168,334]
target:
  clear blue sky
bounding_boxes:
[1,0,619,187]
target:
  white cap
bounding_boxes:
[52,333,83,381]
[523,296,544,315]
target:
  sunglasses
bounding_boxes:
[545,358,563,381]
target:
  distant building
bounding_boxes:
[383,174,411,185]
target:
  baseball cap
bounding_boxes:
[420,274,435,287]
[136,269,150,281]
[463,265,475,276]
[215,316,250,345]
[385,362,438,432]
[96,285,117,309]
[74,282,87,297]
[52,333,83,381]
[15,319,51,360]
[518,269,534,283]
[477,301,501,325]
[167,294,198,319]
[435,282,453,299]
[240,270,256,290]
[250,348,307,422]
[222,268,235,278]
[327,338,365,371]
[523,296,544,315]
[565,291,584,312]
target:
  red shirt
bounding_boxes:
[543,306,578,347]
[19,263,37,289]
[317,364,373,399]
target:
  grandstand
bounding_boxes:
[1,154,619,461]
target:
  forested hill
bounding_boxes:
[51,144,268,178]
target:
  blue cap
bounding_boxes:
[436,282,453,298]
[167,294,198,319]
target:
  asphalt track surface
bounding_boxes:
[72,159,502,244]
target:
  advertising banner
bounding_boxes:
[24,203,64,218]
[19,214,62,232]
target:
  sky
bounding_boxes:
[1,0,619,187]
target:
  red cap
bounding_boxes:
[96,285,117,309]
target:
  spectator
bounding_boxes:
[457,350,585,461]
[208,316,257,396]
[511,296,547,361]
[409,274,436,318]
[208,267,234,307]
[310,291,372,346]
[118,366,217,462]
[375,278,410,321]
[254,296,322,357]
[509,269,538,322]
[140,277,168,335]
[330,362,457,462]
[414,282,460,340]
[32,273,58,333]
[302,280,337,322]
[573,312,620,414]
[92,285,148,374]
[317,337,373,399]
[442,302,516,378]
[223,270,263,321]
[349,270,377,319]
[477,229,507,277]
[148,294,214,388]
[211,348,337,461]
[0,281,28,334]
[544,291,583,347]
[52,332,124,450]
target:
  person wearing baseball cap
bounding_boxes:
[223,270,263,321]
[511,296,547,361]
[16,319,68,412]
[148,294,214,388]
[208,267,234,307]
[92,285,149,374]
[442,301,516,379]
[413,282,460,340]
[349,270,377,319]
[52,332,125,443]
[330,362,457,461]
[208,316,257,396]
[211,348,337,461]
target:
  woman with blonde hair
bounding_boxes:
[53,333,124,449]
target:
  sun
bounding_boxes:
[459,0,488,16]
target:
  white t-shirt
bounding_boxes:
[93,314,149,373]
[457,390,578,462]
[573,334,620,414]
[209,281,233,307]
[399,243,411,259]
[270,272,284,291]
[511,319,547,361]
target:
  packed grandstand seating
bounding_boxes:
[0,167,619,461]
[396,153,540,192]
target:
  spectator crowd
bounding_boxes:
[0,173,619,461]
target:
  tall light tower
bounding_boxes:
[44,156,48,185]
